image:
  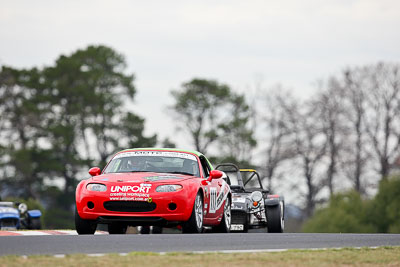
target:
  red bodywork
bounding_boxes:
[75,150,230,227]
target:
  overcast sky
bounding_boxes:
[1,0,400,148]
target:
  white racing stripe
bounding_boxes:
[192,246,381,254]
[214,180,229,211]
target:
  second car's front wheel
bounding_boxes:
[108,223,127,234]
[29,218,41,230]
[182,192,203,234]
[266,202,284,233]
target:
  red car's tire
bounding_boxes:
[182,193,203,234]
[213,198,231,233]
[75,209,97,235]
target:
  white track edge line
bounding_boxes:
[16,246,384,259]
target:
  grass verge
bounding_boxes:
[0,247,399,267]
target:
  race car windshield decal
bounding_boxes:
[114,151,197,161]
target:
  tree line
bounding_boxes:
[1,44,399,229]
[259,63,400,217]
[303,175,400,233]
[0,45,156,227]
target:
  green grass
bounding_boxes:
[1,247,400,267]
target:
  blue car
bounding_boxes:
[0,202,42,230]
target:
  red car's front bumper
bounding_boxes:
[76,189,194,225]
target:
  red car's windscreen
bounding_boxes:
[103,151,200,177]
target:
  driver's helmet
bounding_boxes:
[127,157,146,171]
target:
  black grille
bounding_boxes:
[0,218,18,228]
[103,201,156,212]
[231,210,247,224]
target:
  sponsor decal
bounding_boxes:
[147,197,153,203]
[109,197,150,201]
[114,151,197,161]
[110,184,151,193]
[109,184,152,201]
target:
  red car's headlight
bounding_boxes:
[155,185,183,192]
[86,183,107,192]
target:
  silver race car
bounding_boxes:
[216,163,284,233]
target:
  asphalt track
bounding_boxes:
[0,233,400,256]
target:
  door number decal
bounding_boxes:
[209,187,217,213]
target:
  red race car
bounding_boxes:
[75,148,231,234]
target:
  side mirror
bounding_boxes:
[89,167,101,177]
[202,170,224,185]
[210,170,223,179]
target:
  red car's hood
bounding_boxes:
[91,172,195,184]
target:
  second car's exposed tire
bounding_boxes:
[266,202,284,233]
[75,208,97,235]
[29,218,41,230]
[108,223,127,234]
[152,226,163,234]
[182,192,203,234]
[139,226,163,234]
[213,198,231,233]
[139,226,151,234]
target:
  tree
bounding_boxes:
[261,87,295,192]
[339,68,370,193]
[170,78,257,165]
[170,79,231,153]
[216,94,257,166]
[312,79,347,196]
[302,175,400,233]
[302,191,374,233]
[119,112,157,149]
[0,66,49,199]
[363,63,400,180]
[368,175,400,233]
[42,45,156,208]
[161,137,176,148]
[284,97,327,217]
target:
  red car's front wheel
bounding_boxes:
[182,193,203,234]
[75,208,97,235]
[213,198,231,233]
